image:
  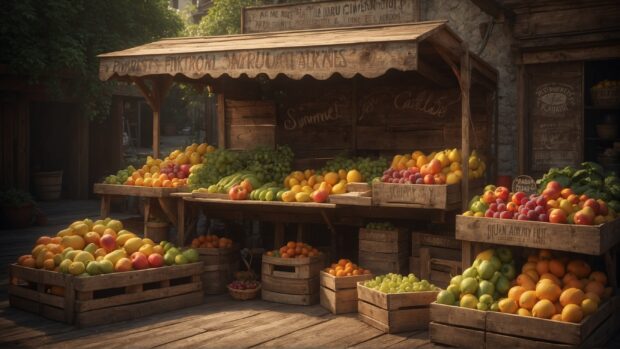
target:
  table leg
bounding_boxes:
[320,209,338,262]
[274,222,285,249]
[177,197,185,247]
[158,198,178,227]
[100,195,111,219]
[296,224,305,242]
[143,198,151,236]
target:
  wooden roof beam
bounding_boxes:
[469,0,515,19]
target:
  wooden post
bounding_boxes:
[217,94,226,148]
[177,197,185,246]
[460,47,471,212]
[153,109,160,159]
[517,63,526,174]
[131,76,173,159]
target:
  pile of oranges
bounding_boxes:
[266,241,320,258]
[498,249,610,323]
[324,259,371,277]
[190,235,233,249]
[128,173,186,188]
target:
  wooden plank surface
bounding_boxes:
[320,271,373,291]
[429,322,485,349]
[187,196,337,209]
[372,182,453,209]
[456,215,620,255]
[93,184,182,197]
[357,284,438,311]
[429,302,486,329]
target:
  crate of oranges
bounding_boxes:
[190,235,238,295]
[262,242,323,305]
[320,259,373,314]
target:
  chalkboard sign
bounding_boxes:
[527,62,583,177]
[512,175,537,195]
[242,0,420,33]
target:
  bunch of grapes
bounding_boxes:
[364,273,436,294]
[321,156,356,174]
[355,157,389,183]
[244,145,294,184]
[191,149,244,189]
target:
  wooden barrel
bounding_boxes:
[33,171,62,201]
[145,221,169,242]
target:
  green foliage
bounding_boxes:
[0,0,183,121]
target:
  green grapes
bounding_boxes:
[191,149,244,189]
[321,156,388,183]
[244,145,294,184]
[363,273,436,294]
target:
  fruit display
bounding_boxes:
[321,156,389,184]
[103,165,136,185]
[265,241,320,258]
[324,259,371,277]
[365,221,397,231]
[190,234,233,248]
[537,162,620,212]
[279,168,364,203]
[498,249,611,322]
[363,273,438,293]
[228,280,260,290]
[463,181,617,225]
[193,171,261,196]
[435,248,516,310]
[16,217,199,276]
[382,148,485,185]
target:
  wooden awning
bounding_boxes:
[98,21,458,81]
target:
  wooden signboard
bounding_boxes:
[512,175,537,195]
[225,99,276,150]
[242,0,420,34]
[526,62,583,177]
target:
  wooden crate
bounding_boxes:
[8,263,203,327]
[357,283,438,333]
[328,182,372,206]
[261,255,322,305]
[372,179,484,210]
[430,300,616,349]
[93,183,183,197]
[197,246,239,294]
[359,228,409,275]
[456,215,620,255]
[412,232,462,288]
[319,271,373,314]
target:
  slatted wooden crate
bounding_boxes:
[411,232,462,288]
[359,228,409,275]
[372,179,484,209]
[261,255,322,305]
[196,245,240,294]
[357,283,438,333]
[328,182,372,206]
[430,300,616,349]
[8,263,203,327]
[319,271,373,314]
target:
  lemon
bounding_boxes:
[294,192,311,202]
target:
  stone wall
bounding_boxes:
[422,0,518,177]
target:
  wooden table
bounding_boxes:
[93,184,184,235]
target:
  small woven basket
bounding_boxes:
[592,86,620,108]
[228,283,261,300]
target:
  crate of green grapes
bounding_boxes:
[357,274,439,333]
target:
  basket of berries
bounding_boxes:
[227,248,260,300]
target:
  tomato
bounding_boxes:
[228,185,248,200]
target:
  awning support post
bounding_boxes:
[131,76,173,158]
[460,46,471,213]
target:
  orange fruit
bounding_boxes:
[524,269,540,283]
[563,278,584,291]
[539,273,561,286]
[554,301,563,314]
[152,179,162,187]
[566,260,591,279]
[563,272,578,284]
[584,292,601,304]
[589,271,607,286]
[336,270,346,277]
[549,259,565,278]
[134,178,144,186]
[37,236,53,245]
[539,249,552,260]
[17,255,31,265]
[521,262,537,273]
[536,260,549,276]
[50,237,62,244]
[560,288,584,307]
[517,308,531,317]
[287,241,296,249]
[519,291,538,310]
[352,270,361,276]
[527,254,539,263]
[508,286,527,304]
[43,259,55,270]
[338,259,348,267]
[532,299,555,319]
[561,304,583,323]
[581,298,598,316]
[536,282,561,302]
[517,274,536,290]
[498,298,518,314]
[22,256,36,268]
[551,314,563,321]
[584,281,604,297]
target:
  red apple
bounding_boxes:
[147,253,164,268]
[506,202,518,212]
[423,174,434,184]
[310,189,328,203]
[542,188,560,200]
[549,208,567,224]
[583,199,600,215]
[494,187,510,202]
[100,234,117,252]
[483,190,496,204]
[130,252,149,270]
[574,210,593,225]
[597,200,609,216]
[560,188,574,199]
[228,185,248,200]
[512,192,526,205]
[546,181,562,192]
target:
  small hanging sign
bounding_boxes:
[512,175,537,195]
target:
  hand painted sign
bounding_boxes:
[242,0,420,33]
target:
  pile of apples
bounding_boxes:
[265,241,320,258]
[121,143,214,188]
[382,148,485,185]
[463,182,617,225]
